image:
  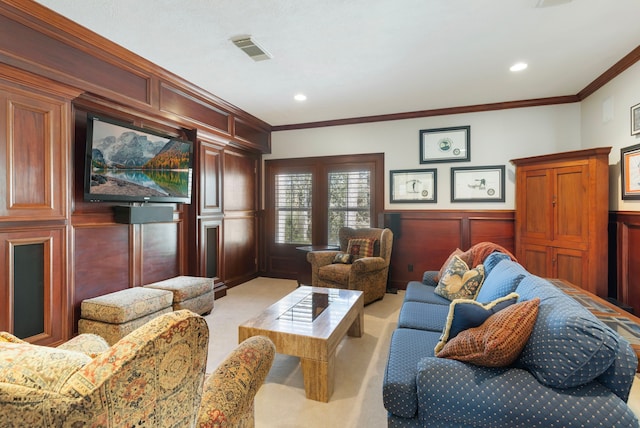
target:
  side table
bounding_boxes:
[295,245,340,286]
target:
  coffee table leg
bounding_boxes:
[347,305,364,337]
[300,354,335,402]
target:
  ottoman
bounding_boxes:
[144,276,214,315]
[78,287,173,345]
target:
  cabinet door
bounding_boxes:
[0,89,68,220]
[555,247,589,292]
[520,243,551,278]
[554,165,589,244]
[518,169,553,241]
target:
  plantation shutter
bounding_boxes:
[275,173,313,244]
[327,170,371,245]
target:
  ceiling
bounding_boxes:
[33,0,640,127]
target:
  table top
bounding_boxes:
[295,245,340,252]
[238,286,362,340]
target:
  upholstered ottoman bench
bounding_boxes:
[78,287,173,345]
[144,276,214,315]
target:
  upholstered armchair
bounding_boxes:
[307,227,393,304]
[0,310,275,428]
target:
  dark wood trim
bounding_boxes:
[272,96,579,131]
[609,211,640,315]
[578,45,640,100]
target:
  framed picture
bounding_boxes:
[451,165,505,202]
[419,126,470,163]
[631,102,640,136]
[390,168,437,203]
[621,143,640,200]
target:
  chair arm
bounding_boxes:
[196,335,275,427]
[306,250,339,268]
[57,333,110,358]
[351,256,387,273]
[415,357,639,427]
[422,271,439,286]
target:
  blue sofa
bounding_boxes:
[383,252,639,427]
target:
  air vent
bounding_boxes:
[535,0,572,7]
[230,35,273,62]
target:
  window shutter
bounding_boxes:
[275,173,313,244]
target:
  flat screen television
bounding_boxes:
[84,114,194,204]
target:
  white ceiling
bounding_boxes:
[34,0,640,127]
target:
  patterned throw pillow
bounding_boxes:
[434,255,485,301]
[434,292,519,353]
[346,238,376,260]
[436,298,540,367]
[434,248,465,282]
[332,252,353,264]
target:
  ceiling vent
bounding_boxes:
[535,0,572,7]
[230,35,273,62]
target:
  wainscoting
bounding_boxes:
[609,211,640,315]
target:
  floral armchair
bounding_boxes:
[307,227,393,304]
[0,310,275,427]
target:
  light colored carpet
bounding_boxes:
[203,277,640,428]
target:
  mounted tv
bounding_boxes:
[84,114,193,204]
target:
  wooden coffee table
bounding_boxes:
[238,286,364,402]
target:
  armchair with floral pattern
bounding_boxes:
[0,310,275,427]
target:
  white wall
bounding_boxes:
[580,61,640,211]
[267,103,581,210]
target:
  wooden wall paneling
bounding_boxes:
[0,226,66,346]
[384,211,515,290]
[233,117,271,153]
[140,222,181,285]
[160,83,229,133]
[223,216,257,287]
[614,212,640,314]
[200,141,223,216]
[72,223,131,332]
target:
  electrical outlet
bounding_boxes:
[408,264,413,272]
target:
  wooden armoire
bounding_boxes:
[511,147,611,297]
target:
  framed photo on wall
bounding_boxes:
[631,102,640,136]
[451,165,505,202]
[621,143,640,200]
[390,169,437,203]
[419,126,470,163]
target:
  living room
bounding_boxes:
[1,0,640,426]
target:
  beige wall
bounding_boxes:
[267,103,581,210]
[580,61,640,211]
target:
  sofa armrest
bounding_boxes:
[415,357,638,428]
[422,270,439,286]
[306,250,339,268]
[351,256,387,273]
[196,335,275,426]
[57,333,110,358]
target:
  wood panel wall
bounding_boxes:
[381,210,516,289]
[610,211,640,314]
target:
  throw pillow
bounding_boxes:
[434,292,519,353]
[332,252,353,264]
[346,238,376,260]
[434,255,485,301]
[434,248,464,282]
[436,298,540,367]
[461,242,517,271]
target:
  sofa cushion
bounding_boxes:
[434,256,484,301]
[383,328,441,419]
[317,263,351,283]
[434,248,464,282]
[436,298,540,367]
[434,292,519,353]
[398,301,450,332]
[332,252,353,264]
[346,238,376,259]
[515,275,619,389]
[481,251,511,277]
[475,259,528,303]
[404,281,451,305]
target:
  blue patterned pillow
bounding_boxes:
[475,259,528,303]
[434,292,519,353]
[434,256,485,301]
[482,252,511,277]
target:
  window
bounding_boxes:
[275,172,312,244]
[327,170,371,244]
[266,153,383,246]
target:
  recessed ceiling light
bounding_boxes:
[294,93,307,101]
[510,62,528,72]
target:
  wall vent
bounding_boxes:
[230,35,273,61]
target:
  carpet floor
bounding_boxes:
[203,277,640,428]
